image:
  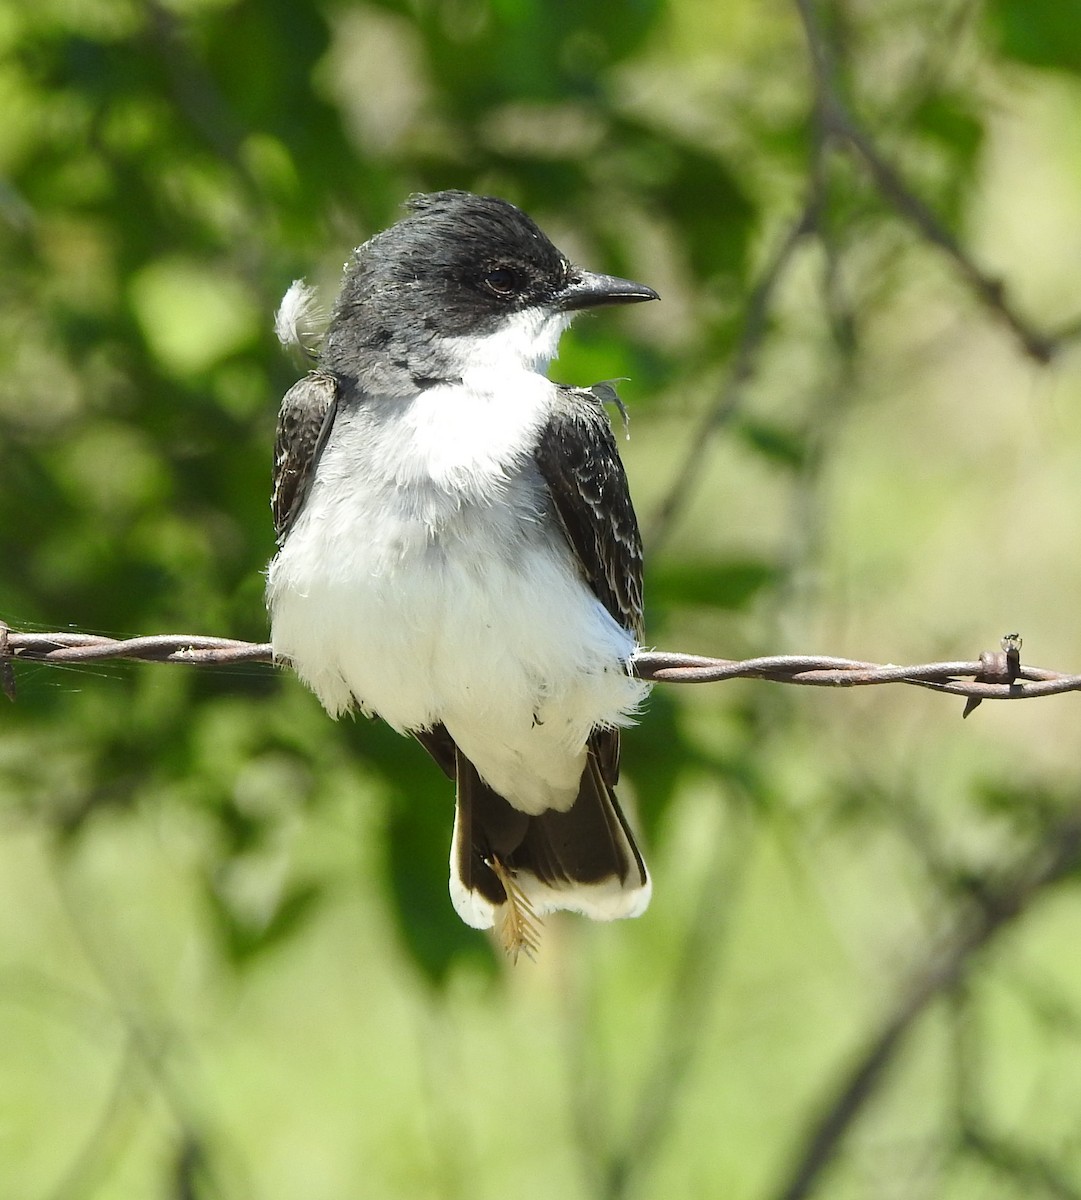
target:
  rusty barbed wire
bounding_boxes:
[2,624,1077,715]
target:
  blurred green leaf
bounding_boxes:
[987,0,1081,72]
[624,689,688,844]
[388,0,664,106]
[912,94,984,162]
[129,257,259,376]
[649,559,779,612]
[208,877,325,964]
[737,416,809,469]
[360,721,498,984]
[614,118,756,283]
[385,795,498,985]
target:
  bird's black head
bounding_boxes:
[321,191,657,390]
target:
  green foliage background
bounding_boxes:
[3,0,1081,1197]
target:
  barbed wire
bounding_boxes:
[2,624,1077,716]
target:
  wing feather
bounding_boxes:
[272,370,338,544]
[533,386,645,789]
[533,385,644,640]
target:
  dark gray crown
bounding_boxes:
[330,191,570,343]
[319,191,656,393]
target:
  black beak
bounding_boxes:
[555,269,659,312]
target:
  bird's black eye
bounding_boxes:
[482,267,519,297]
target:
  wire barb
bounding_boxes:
[0,623,15,702]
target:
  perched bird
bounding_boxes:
[267,191,657,956]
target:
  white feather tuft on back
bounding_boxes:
[274,279,328,361]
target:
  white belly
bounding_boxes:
[266,382,648,814]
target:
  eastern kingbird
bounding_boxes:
[267,191,658,957]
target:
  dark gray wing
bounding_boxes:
[272,370,338,544]
[534,385,644,641]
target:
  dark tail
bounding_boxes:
[448,733,651,954]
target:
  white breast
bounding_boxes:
[267,365,647,814]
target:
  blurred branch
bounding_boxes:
[46,1037,147,1200]
[593,810,755,1200]
[650,0,1081,553]
[48,855,238,1200]
[144,0,248,175]
[646,196,820,552]
[770,805,1081,1200]
[794,0,1080,366]
[960,1123,1081,1200]
[949,967,1081,1199]
[4,625,1078,713]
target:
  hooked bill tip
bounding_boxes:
[556,270,659,312]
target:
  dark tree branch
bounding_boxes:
[650,0,1081,554]
[793,0,1080,366]
[770,807,1081,1200]
[599,814,755,1200]
[646,195,821,552]
[961,1123,1081,1200]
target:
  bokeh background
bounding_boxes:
[3,1,1081,1197]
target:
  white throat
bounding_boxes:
[441,307,572,377]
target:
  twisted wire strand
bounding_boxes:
[2,624,1073,712]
